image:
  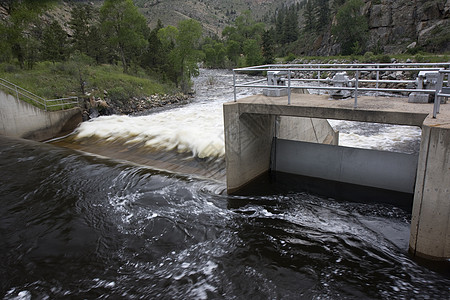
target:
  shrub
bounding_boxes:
[376,54,391,63]
[3,64,17,73]
[363,51,375,63]
[108,86,128,102]
[285,53,296,63]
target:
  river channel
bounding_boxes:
[1,69,449,299]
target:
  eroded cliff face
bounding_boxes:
[312,0,449,55]
[364,0,450,53]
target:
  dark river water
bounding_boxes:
[1,69,449,299]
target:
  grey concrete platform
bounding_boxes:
[231,93,450,127]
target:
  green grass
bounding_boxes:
[0,60,171,110]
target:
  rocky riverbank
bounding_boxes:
[81,92,192,121]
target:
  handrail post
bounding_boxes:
[433,69,444,118]
[376,65,379,96]
[15,85,19,101]
[233,70,237,102]
[354,70,359,109]
[288,70,291,105]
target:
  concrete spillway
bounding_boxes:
[223,93,450,261]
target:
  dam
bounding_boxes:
[224,64,450,261]
[1,68,450,298]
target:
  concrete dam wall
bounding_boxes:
[0,90,81,141]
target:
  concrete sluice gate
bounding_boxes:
[223,95,450,261]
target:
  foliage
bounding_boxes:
[0,1,54,68]
[219,10,266,67]
[243,39,263,66]
[303,0,315,33]
[0,60,167,102]
[315,0,330,32]
[69,4,93,54]
[332,0,368,55]
[42,21,69,62]
[202,38,227,68]
[100,0,148,73]
[275,5,299,44]
[284,53,296,63]
[158,19,203,92]
[226,40,240,66]
[261,30,275,64]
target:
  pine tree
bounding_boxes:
[69,4,95,55]
[303,0,315,33]
[316,0,330,33]
[332,0,368,55]
[262,29,275,64]
[42,21,69,62]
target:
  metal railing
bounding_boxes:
[0,77,79,111]
[233,63,450,118]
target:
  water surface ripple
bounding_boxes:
[1,136,449,299]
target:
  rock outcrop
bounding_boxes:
[364,0,450,53]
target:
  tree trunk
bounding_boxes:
[119,44,128,73]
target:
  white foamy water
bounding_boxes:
[328,120,422,154]
[75,101,226,158]
[73,69,422,158]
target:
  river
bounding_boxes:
[1,69,449,299]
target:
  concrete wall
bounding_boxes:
[223,102,339,193]
[0,90,81,141]
[278,116,339,145]
[409,117,450,260]
[275,139,418,194]
[224,102,276,193]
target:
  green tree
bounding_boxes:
[69,4,95,55]
[332,0,368,55]
[275,8,285,43]
[243,39,263,66]
[141,19,166,72]
[0,0,53,67]
[282,7,299,44]
[315,0,330,32]
[42,20,69,62]
[100,0,148,73]
[262,29,275,64]
[221,10,265,67]
[303,0,316,33]
[85,23,109,64]
[226,40,240,66]
[202,38,226,68]
[158,19,203,92]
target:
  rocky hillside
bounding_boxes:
[133,0,291,36]
[2,0,448,55]
[363,0,450,53]
[135,0,449,54]
[294,0,450,55]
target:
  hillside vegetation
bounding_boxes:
[133,0,450,56]
[0,0,202,113]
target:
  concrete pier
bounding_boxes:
[409,114,450,260]
[223,93,450,261]
[223,103,276,193]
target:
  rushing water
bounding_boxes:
[1,69,449,299]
